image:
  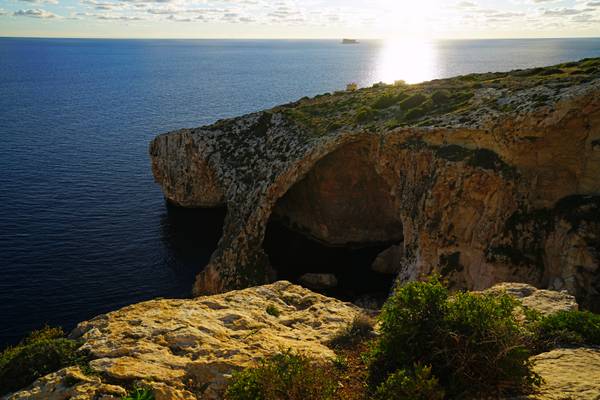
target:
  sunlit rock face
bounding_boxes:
[149,61,600,308]
[6,281,363,400]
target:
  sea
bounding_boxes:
[1,37,600,347]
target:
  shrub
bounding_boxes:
[373,364,444,400]
[0,326,90,396]
[373,93,399,109]
[327,314,375,348]
[404,107,428,121]
[399,93,428,109]
[355,107,377,123]
[532,310,600,350]
[225,351,338,400]
[122,388,155,400]
[367,278,541,398]
[431,90,451,105]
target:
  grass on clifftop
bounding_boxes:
[265,57,600,136]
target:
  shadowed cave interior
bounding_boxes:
[263,217,400,306]
[263,140,404,306]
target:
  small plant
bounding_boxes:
[0,326,90,396]
[328,314,375,349]
[225,351,338,400]
[373,364,444,400]
[266,304,281,317]
[122,387,155,400]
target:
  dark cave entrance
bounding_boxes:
[264,217,400,307]
[263,140,404,307]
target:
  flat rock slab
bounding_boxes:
[530,347,600,400]
[72,281,360,399]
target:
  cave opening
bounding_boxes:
[263,140,404,307]
[264,217,400,307]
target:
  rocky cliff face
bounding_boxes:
[149,59,600,309]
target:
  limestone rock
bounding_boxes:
[371,245,405,275]
[298,273,338,290]
[149,61,600,307]
[4,366,127,400]
[529,347,600,400]
[51,281,359,399]
[486,282,579,315]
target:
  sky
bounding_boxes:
[0,0,599,39]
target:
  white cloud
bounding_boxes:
[13,8,59,17]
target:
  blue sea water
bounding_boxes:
[1,37,600,347]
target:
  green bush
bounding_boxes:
[0,326,89,396]
[122,388,155,400]
[355,107,377,123]
[431,90,451,105]
[367,278,541,398]
[373,93,399,109]
[532,310,600,350]
[225,351,338,400]
[399,93,428,109]
[373,364,444,400]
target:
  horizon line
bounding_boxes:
[1,35,600,41]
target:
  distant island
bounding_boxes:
[341,38,359,44]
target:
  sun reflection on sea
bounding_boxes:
[375,40,437,84]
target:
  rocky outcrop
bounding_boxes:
[485,282,579,315]
[6,282,361,400]
[5,282,593,400]
[150,59,600,309]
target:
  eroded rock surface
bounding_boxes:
[5,282,361,400]
[149,60,600,309]
[529,347,600,400]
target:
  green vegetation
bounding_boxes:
[0,326,91,396]
[268,57,599,136]
[122,388,155,400]
[327,313,375,349]
[225,351,338,400]
[529,310,600,351]
[266,304,281,317]
[366,278,541,398]
[373,364,444,400]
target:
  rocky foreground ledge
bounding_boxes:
[149,59,600,309]
[5,282,600,399]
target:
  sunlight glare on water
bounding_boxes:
[375,40,438,84]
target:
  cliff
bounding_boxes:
[149,58,600,309]
[6,282,599,399]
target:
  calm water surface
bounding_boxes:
[1,38,600,346]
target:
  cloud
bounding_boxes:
[19,0,59,4]
[13,8,59,18]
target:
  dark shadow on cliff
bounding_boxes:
[159,201,227,294]
[264,216,399,306]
